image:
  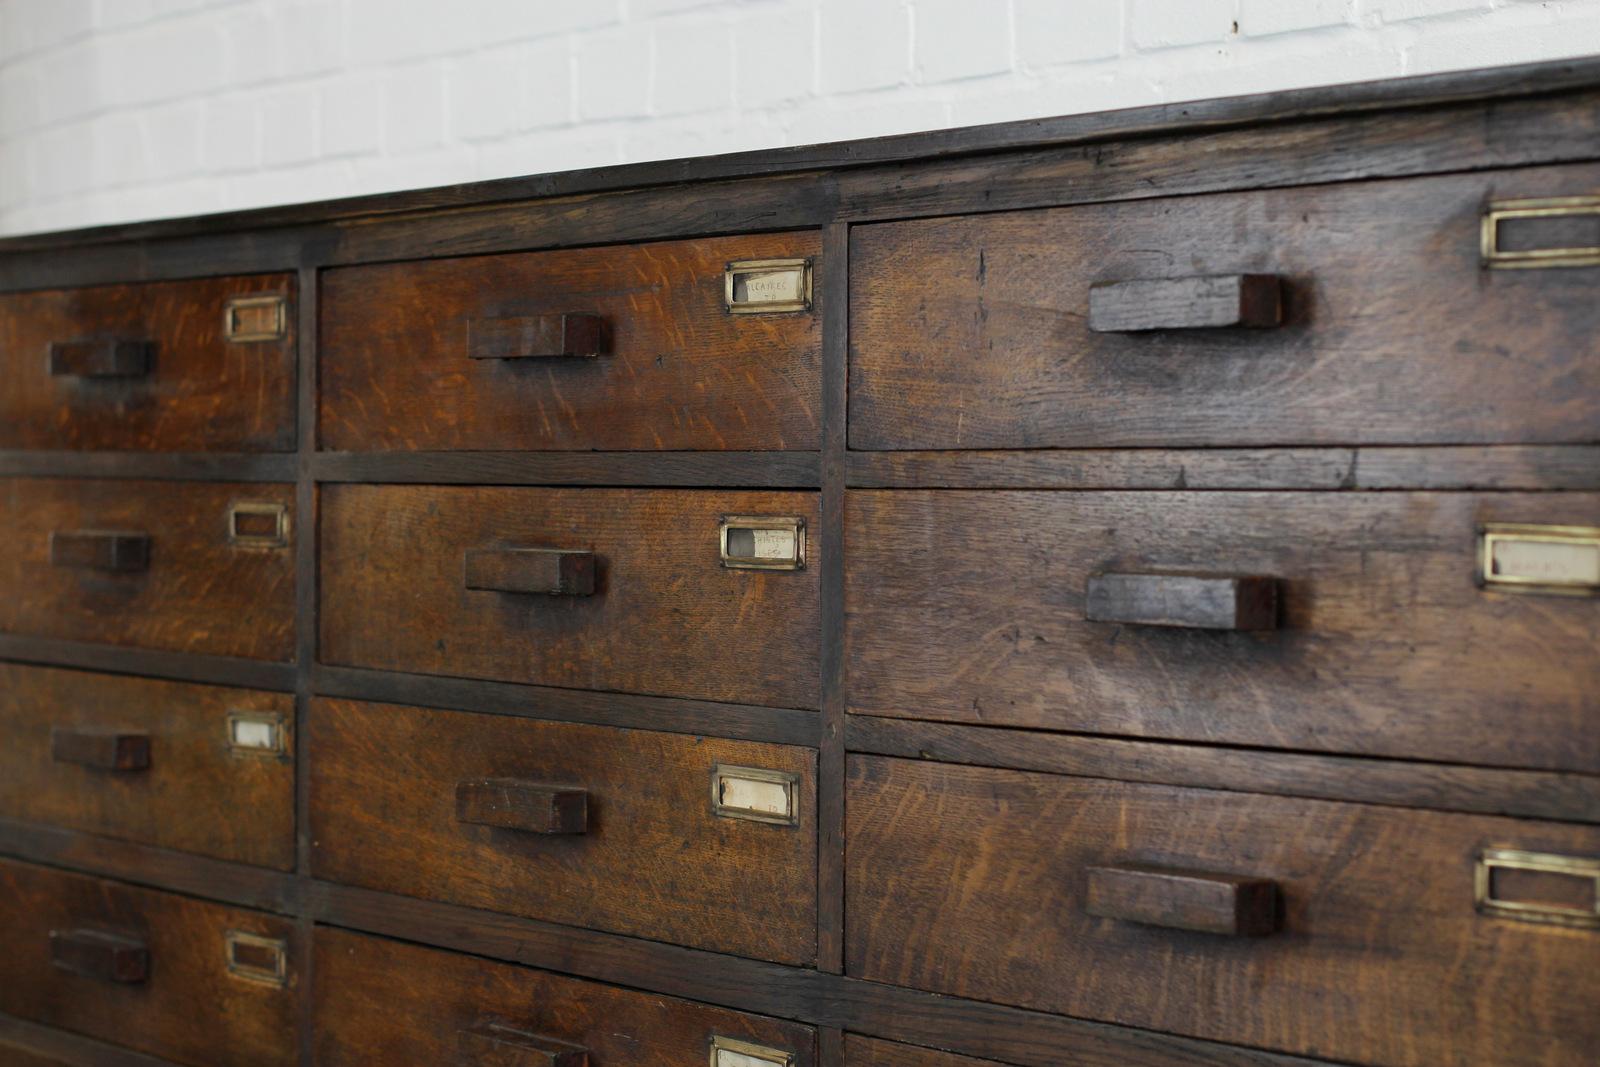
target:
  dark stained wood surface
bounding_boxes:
[846,755,1600,1067]
[850,162,1600,450]
[0,275,296,452]
[0,857,297,1067]
[1083,866,1279,937]
[319,232,821,452]
[0,479,296,662]
[0,664,294,869]
[0,1014,184,1067]
[844,1036,1012,1067]
[846,490,1600,773]
[312,926,816,1067]
[1088,273,1282,332]
[320,485,820,708]
[310,698,817,964]
[1083,573,1279,631]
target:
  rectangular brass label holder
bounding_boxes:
[719,516,805,571]
[710,1035,796,1067]
[226,710,286,758]
[711,765,799,827]
[1482,195,1600,269]
[227,502,290,549]
[1475,848,1600,929]
[222,294,288,342]
[724,258,812,313]
[1478,523,1600,596]
[224,930,288,986]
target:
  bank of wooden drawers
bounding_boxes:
[319,232,822,451]
[314,927,816,1066]
[310,698,818,964]
[0,858,298,1067]
[0,274,296,453]
[0,664,294,869]
[846,755,1600,1067]
[850,162,1600,450]
[319,485,821,707]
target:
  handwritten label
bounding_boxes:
[1492,537,1600,586]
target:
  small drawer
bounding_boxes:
[0,479,295,661]
[320,485,820,708]
[0,664,294,869]
[846,490,1600,773]
[310,698,817,964]
[314,926,815,1065]
[319,232,820,451]
[845,1037,1009,1067]
[847,755,1600,1067]
[0,275,295,452]
[0,857,297,1067]
[850,162,1600,449]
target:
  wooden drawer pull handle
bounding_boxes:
[51,728,151,771]
[50,928,150,983]
[49,530,151,573]
[1085,572,1278,631]
[458,1022,589,1066]
[1087,865,1279,936]
[455,778,589,834]
[464,547,595,597]
[1088,273,1283,332]
[467,313,610,360]
[48,339,153,378]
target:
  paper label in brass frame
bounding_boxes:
[724,258,812,313]
[1478,522,1600,596]
[710,764,799,827]
[710,1034,797,1067]
[226,710,286,758]
[1475,848,1600,930]
[222,294,288,342]
[224,930,288,986]
[719,515,805,571]
[1481,195,1600,269]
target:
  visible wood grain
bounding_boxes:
[0,634,297,691]
[0,1014,183,1067]
[0,479,296,662]
[457,1022,590,1067]
[321,485,820,708]
[846,490,1600,773]
[850,162,1600,450]
[310,697,817,964]
[454,779,589,835]
[49,928,149,984]
[0,857,298,1067]
[846,755,1600,1067]
[1088,274,1282,332]
[312,450,823,487]
[319,232,821,451]
[0,664,294,868]
[463,548,596,597]
[844,1036,1012,1067]
[1084,866,1279,936]
[48,530,149,573]
[49,727,150,771]
[1084,573,1279,631]
[467,312,610,360]
[0,275,296,452]
[312,926,817,1067]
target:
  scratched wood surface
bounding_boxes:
[319,232,822,451]
[845,1036,1014,1067]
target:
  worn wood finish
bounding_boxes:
[847,755,1600,1067]
[0,857,297,1067]
[453,779,590,834]
[319,232,822,452]
[847,490,1600,773]
[0,1014,183,1067]
[312,926,816,1067]
[1083,573,1279,631]
[462,548,596,597]
[0,275,295,452]
[1083,866,1280,937]
[321,485,820,707]
[851,162,1600,450]
[0,664,294,868]
[1088,274,1283,332]
[844,1036,1012,1067]
[310,697,817,964]
[0,479,295,662]
[312,450,823,487]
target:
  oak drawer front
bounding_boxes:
[0,664,294,868]
[846,490,1600,773]
[0,479,295,661]
[310,698,817,964]
[319,232,821,451]
[320,485,820,708]
[0,858,297,1067]
[845,1037,1010,1067]
[850,162,1600,450]
[0,275,295,452]
[314,927,815,1066]
[847,756,1600,1067]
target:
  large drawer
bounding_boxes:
[313,926,816,1065]
[850,162,1600,449]
[0,479,296,661]
[0,664,294,868]
[846,490,1600,772]
[0,858,297,1067]
[310,698,817,964]
[847,756,1600,1067]
[320,232,821,451]
[320,485,820,707]
[0,275,296,452]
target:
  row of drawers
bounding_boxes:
[4,679,1598,1066]
[9,162,1600,454]
[7,478,1597,771]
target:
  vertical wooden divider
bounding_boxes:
[293,263,319,1065]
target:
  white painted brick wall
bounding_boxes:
[0,0,1598,235]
